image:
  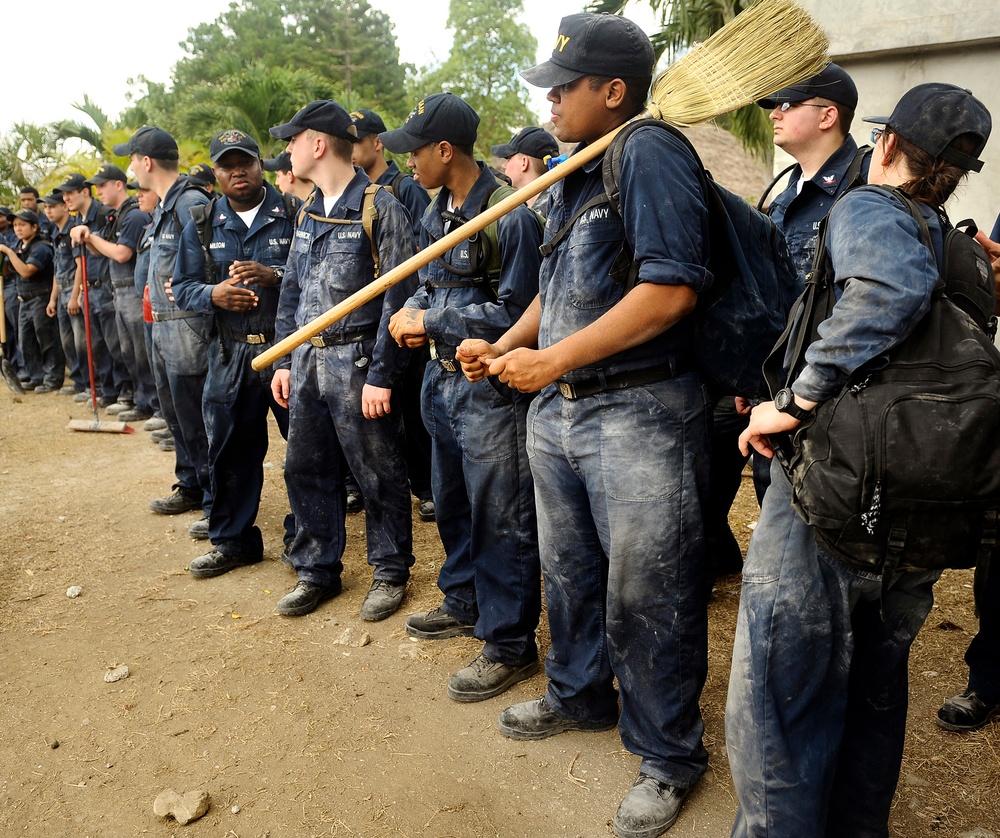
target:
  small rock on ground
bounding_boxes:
[104,665,129,683]
[333,627,371,647]
[153,789,211,825]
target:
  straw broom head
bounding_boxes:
[650,0,830,127]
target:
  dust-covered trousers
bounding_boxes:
[726,460,939,838]
[528,372,711,788]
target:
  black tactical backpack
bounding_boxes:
[765,185,1000,600]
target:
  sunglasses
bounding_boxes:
[777,101,829,112]
[870,128,885,145]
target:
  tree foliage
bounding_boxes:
[172,61,335,154]
[173,0,411,120]
[0,123,89,206]
[416,0,538,159]
[587,0,773,158]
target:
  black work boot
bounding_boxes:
[149,488,201,515]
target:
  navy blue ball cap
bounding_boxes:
[521,13,654,89]
[263,151,293,172]
[40,190,65,205]
[56,172,88,193]
[187,163,216,186]
[0,206,13,219]
[209,129,260,163]
[379,93,480,154]
[491,126,559,160]
[112,125,179,161]
[85,163,128,185]
[863,83,991,173]
[14,209,39,225]
[269,101,359,142]
[350,108,388,138]
[758,63,858,110]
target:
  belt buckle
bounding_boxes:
[246,334,266,345]
[558,382,576,399]
[309,336,325,347]
[440,358,457,373]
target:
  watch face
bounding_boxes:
[775,389,790,410]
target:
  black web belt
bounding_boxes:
[308,327,378,347]
[556,359,691,400]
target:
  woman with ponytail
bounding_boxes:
[727,83,992,838]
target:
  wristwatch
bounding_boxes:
[774,388,812,421]
[272,266,286,281]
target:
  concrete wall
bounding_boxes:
[774,1,1000,229]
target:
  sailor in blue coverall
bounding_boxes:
[385,93,542,704]
[172,130,295,577]
[269,100,417,621]
[114,127,213,521]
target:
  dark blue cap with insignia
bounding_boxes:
[56,173,88,193]
[350,108,388,138]
[85,163,128,185]
[209,130,261,163]
[41,190,65,205]
[380,93,479,154]
[521,14,654,88]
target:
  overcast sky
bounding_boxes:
[3,0,658,135]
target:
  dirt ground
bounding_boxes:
[1,387,997,838]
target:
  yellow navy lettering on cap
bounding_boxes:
[555,34,571,52]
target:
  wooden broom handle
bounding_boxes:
[249,112,653,372]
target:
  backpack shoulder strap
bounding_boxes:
[361,183,384,277]
[188,197,217,283]
[843,145,872,191]
[756,163,796,212]
[601,118,712,294]
[282,191,301,225]
[389,171,407,197]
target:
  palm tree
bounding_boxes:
[0,122,67,203]
[587,0,774,158]
[171,60,339,156]
[55,95,113,155]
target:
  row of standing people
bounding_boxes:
[7,12,997,836]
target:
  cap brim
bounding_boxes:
[379,128,429,155]
[491,143,516,158]
[268,122,301,140]
[861,115,890,125]
[112,142,132,156]
[520,60,584,89]
[262,159,282,171]
[757,86,813,110]
[210,147,257,163]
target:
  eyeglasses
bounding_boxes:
[777,102,830,112]
[870,128,885,145]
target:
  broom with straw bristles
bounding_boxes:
[251,0,828,372]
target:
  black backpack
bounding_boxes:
[765,185,1000,601]
[424,180,545,303]
[544,118,800,399]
